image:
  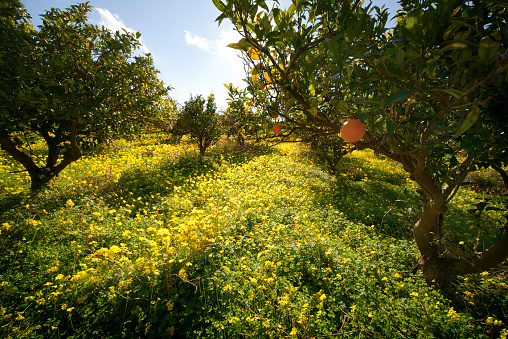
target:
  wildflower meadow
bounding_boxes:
[0,136,507,338]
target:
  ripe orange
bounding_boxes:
[340,119,365,142]
[259,83,266,90]
[272,124,282,135]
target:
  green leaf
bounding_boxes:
[395,48,405,65]
[337,101,349,113]
[443,22,460,40]
[439,42,469,53]
[308,107,318,117]
[287,4,296,19]
[405,10,423,30]
[406,16,418,29]
[330,72,341,82]
[215,12,230,25]
[212,0,226,12]
[257,0,269,12]
[386,119,396,138]
[453,105,480,138]
[478,35,501,63]
[433,88,465,100]
[385,90,411,107]
[309,83,316,96]
[227,40,254,51]
[358,111,368,123]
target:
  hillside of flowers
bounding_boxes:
[0,136,507,338]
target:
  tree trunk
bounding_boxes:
[0,122,82,192]
[415,196,508,287]
[327,149,347,175]
[237,132,244,146]
[198,136,206,156]
[357,140,508,287]
[323,152,343,175]
[491,162,508,190]
[28,168,54,191]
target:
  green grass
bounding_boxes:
[0,136,507,338]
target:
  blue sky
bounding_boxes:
[22,0,400,110]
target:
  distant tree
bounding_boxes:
[0,1,168,191]
[180,94,222,156]
[309,134,348,175]
[152,96,184,144]
[224,83,267,145]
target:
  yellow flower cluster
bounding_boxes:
[1,134,505,338]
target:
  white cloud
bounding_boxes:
[181,29,247,109]
[215,30,242,58]
[95,7,150,54]
[184,30,210,51]
[184,29,242,57]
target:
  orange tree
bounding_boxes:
[214,0,508,286]
[227,75,349,173]
[179,94,222,156]
[0,1,168,191]
[224,83,263,145]
[224,81,290,144]
[151,96,184,144]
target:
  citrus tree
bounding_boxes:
[224,82,275,144]
[214,0,508,286]
[180,94,222,156]
[151,96,185,144]
[0,1,168,191]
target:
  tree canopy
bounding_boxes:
[179,94,221,156]
[214,0,508,286]
[0,1,169,190]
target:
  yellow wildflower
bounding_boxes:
[447,307,460,320]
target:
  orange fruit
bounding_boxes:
[272,124,282,135]
[340,119,365,142]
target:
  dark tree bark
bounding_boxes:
[491,162,508,190]
[412,167,508,287]
[198,135,212,157]
[355,140,508,288]
[0,121,82,192]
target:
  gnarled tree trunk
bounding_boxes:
[413,173,508,287]
[0,121,82,192]
[365,141,508,288]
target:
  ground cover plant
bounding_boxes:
[1,136,507,338]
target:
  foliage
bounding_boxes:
[308,134,348,174]
[1,136,507,338]
[223,83,267,145]
[179,94,222,156]
[214,0,508,285]
[0,1,168,191]
[150,96,183,144]
[224,81,347,175]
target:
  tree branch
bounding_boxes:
[0,131,39,173]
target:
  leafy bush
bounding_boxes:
[179,94,222,156]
